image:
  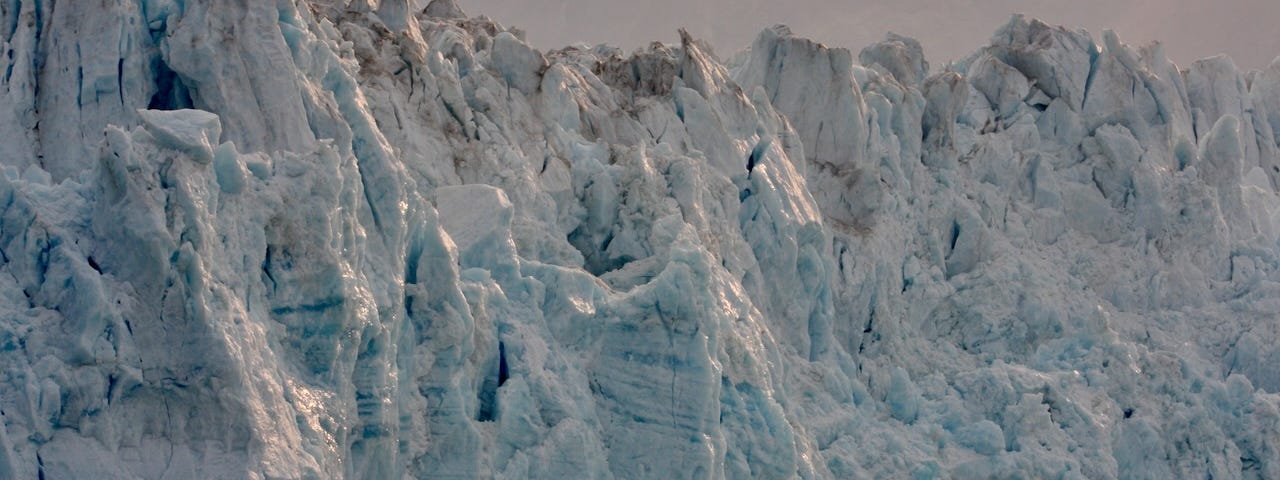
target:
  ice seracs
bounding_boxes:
[1,1,1280,479]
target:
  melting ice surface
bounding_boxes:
[3,0,1280,478]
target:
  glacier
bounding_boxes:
[2,0,1280,478]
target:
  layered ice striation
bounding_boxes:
[2,1,1280,478]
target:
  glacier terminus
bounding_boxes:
[2,0,1280,478]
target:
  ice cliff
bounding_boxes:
[3,0,1280,478]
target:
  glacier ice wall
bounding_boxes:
[2,0,1280,478]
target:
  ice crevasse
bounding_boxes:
[2,0,1280,478]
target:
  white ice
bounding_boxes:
[1,1,1279,479]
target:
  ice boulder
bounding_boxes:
[859,32,928,86]
[136,109,222,164]
[436,184,517,268]
[491,32,547,96]
[987,15,1097,110]
[423,0,467,19]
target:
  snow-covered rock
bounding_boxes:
[2,2,1279,479]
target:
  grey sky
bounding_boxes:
[457,0,1280,71]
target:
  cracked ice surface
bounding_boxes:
[2,0,1280,478]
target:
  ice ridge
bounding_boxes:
[1,1,1279,478]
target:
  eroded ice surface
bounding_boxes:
[2,0,1280,478]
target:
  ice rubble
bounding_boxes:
[2,0,1280,478]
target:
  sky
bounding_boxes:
[455,0,1280,71]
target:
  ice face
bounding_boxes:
[2,2,1280,479]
